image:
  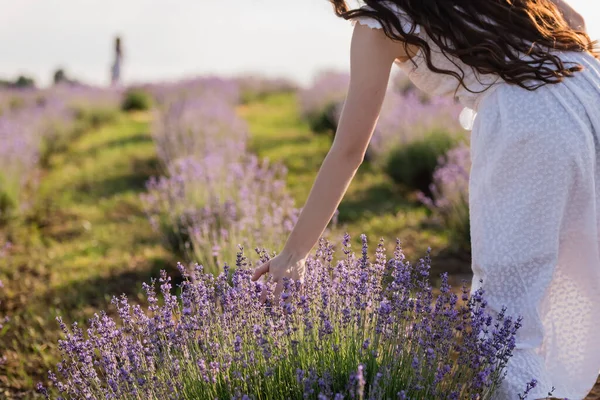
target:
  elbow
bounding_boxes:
[330,144,366,169]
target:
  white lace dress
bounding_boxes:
[354,5,600,400]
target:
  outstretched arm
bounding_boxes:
[252,23,408,292]
[549,0,586,31]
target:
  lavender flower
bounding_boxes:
[39,235,528,399]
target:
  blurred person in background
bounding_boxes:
[253,0,598,399]
[111,36,123,86]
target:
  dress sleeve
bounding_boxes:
[351,3,420,35]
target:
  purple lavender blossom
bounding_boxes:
[39,235,528,399]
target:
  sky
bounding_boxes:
[0,0,597,87]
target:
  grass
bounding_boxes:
[239,92,469,275]
[0,90,598,399]
[0,112,175,397]
[0,91,472,398]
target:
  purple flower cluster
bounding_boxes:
[419,144,471,252]
[144,78,298,273]
[38,235,526,399]
[143,154,298,273]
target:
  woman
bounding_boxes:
[252,1,599,398]
[111,36,123,86]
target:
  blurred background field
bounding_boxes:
[0,72,473,399]
[0,0,598,398]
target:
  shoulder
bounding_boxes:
[351,2,420,35]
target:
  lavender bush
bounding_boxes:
[419,145,471,254]
[0,110,40,219]
[145,77,300,274]
[0,92,72,218]
[147,77,241,109]
[151,95,248,169]
[0,85,120,219]
[370,89,464,164]
[37,235,527,399]
[122,88,152,112]
[51,84,122,133]
[142,154,298,274]
[299,71,349,134]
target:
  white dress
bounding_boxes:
[355,5,600,400]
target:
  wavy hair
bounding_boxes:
[330,0,598,91]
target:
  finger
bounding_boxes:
[260,278,275,304]
[273,279,285,301]
[252,260,271,281]
[260,285,268,304]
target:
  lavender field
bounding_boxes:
[0,75,598,399]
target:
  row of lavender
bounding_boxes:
[141,77,299,274]
[0,85,120,221]
[37,76,538,399]
[300,71,471,253]
[38,236,534,399]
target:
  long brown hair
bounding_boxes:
[331,0,598,91]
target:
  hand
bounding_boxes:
[251,250,306,301]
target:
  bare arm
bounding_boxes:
[252,24,408,290]
[280,24,400,260]
[549,0,586,31]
